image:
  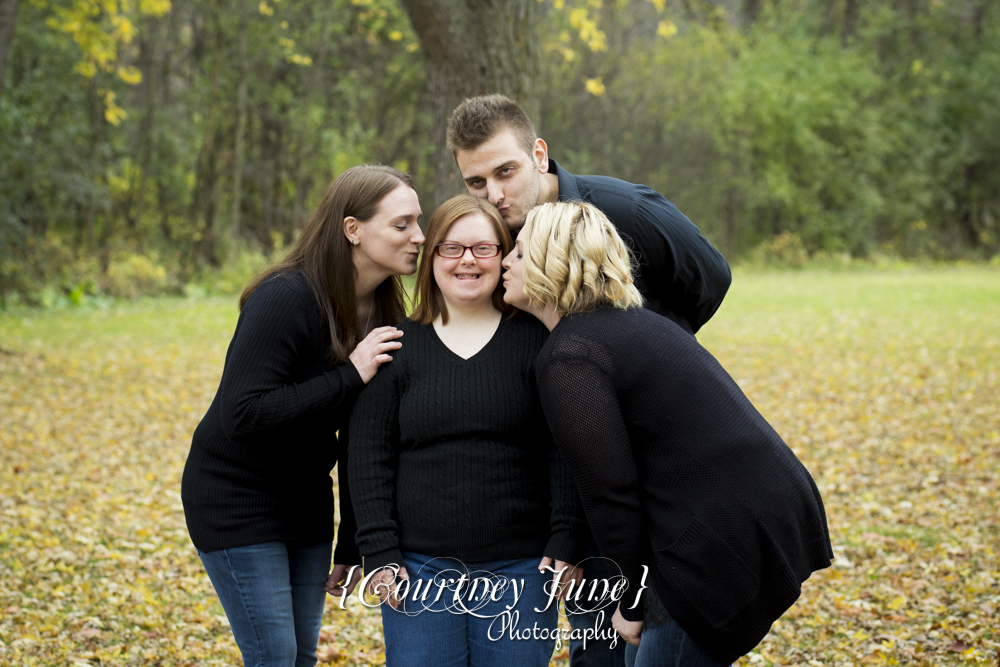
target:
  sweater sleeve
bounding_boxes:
[217,279,365,443]
[537,351,647,622]
[539,406,584,563]
[333,422,360,564]
[348,352,404,574]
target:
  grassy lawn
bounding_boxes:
[1,267,998,666]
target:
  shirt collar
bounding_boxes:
[547,159,581,203]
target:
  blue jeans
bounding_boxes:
[624,616,728,667]
[198,541,332,667]
[380,552,559,667]
[566,533,627,667]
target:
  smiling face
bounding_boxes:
[351,182,425,278]
[433,212,503,312]
[501,226,529,310]
[455,129,548,232]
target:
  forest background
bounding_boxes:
[1,2,999,666]
[1,0,999,307]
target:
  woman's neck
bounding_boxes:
[522,302,561,331]
[353,256,389,309]
[352,255,390,333]
[536,309,561,332]
[440,297,500,327]
[433,297,502,360]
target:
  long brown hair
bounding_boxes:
[410,195,512,325]
[240,165,415,363]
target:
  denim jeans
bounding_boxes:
[198,541,332,667]
[566,532,627,667]
[624,615,728,667]
[379,552,559,667]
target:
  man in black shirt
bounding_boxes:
[447,94,732,666]
[447,94,731,336]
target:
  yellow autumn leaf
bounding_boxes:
[116,65,142,85]
[657,19,678,39]
[584,76,606,97]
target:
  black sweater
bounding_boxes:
[535,308,833,665]
[182,271,364,562]
[349,316,582,573]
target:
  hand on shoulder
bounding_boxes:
[349,326,403,384]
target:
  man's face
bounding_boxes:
[455,129,546,232]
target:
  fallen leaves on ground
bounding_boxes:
[1,269,997,666]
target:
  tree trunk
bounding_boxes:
[291,6,335,233]
[259,104,277,244]
[0,0,18,96]
[230,2,248,252]
[125,15,165,238]
[741,0,760,28]
[189,56,224,270]
[398,0,540,206]
[842,0,858,43]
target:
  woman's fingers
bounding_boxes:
[342,565,363,596]
[366,327,403,344]
[386,566,410,610]
[350,327,403,384]
[362,566,410,610]
[538,558,582,600]
[326,563,364,597]
[612,606,643,646]
[365,568,402,600]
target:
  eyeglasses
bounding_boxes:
[434,243,501,259]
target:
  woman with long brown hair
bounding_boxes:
[182,165,425,667]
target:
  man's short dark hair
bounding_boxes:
[446,94,537,158]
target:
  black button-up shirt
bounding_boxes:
[549,159,732,335]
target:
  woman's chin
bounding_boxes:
[503,293,525,310]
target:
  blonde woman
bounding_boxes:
[348,195,581,667]
[501,201,833,667]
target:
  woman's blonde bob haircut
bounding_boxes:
[521,201,643,316]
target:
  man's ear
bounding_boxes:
[343,216,360,246]
[533,138,549,174]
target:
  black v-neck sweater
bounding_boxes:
[182,271,364,562]
[348,316,582,572]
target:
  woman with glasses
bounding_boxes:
[500,201,833,667]
[347,194,582,667]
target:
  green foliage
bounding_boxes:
[539,0,1000,261]
[1,0,429,305]
[746,231,810,269]
[717,28,888,255]
[105,252,170,298]
[1,0,998,305]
